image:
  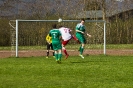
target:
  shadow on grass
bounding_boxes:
[70,61,88,63]
[70,60,109,64]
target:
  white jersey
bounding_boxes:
[59,27,72,41]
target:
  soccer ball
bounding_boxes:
[58,18,62,22]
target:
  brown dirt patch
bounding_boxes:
[0,49,133,58]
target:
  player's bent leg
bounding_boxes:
[62,47,69,59]
[65,54,69,60]
[80,44,84,54]
[62,42,69,59]
[72,35,78,41]
[79,43,85,59]
[72,35,80,43]
[62,46,68,55]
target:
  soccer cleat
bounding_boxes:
[46,56,48,58]
[56,60,59,63]
[65,55,69,60]
[56,60,61,64]
[58,61,61,64]
[79,54,84,59]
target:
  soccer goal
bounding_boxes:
[9,19,106,57]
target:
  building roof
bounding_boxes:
[76,7,133,19]
[75,0,133,19]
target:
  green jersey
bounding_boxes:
[49,29,62,50]
[76,23,85,35]
[75,23,86,43]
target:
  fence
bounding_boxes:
[0,0,133,57]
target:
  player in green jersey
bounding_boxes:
[49,24,62,63]
[75,19,91,59]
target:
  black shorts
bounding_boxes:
[46,42,53,50]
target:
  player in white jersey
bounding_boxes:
[59,27,72,41]
[59,26,78,59]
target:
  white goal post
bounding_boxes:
[11,19,106,57]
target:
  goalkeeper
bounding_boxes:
[46,34,55,58]
[75,19,91,59]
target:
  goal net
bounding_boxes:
[9,20,106,57]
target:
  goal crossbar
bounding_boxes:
[14,19,106,57]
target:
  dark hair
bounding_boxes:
[81,18,85,22]
[52,24,57,28]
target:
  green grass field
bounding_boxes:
[0,55,133,88]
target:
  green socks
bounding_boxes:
[79,46,84,55]
[55,54,58,61]
[55,54,62,61]
[58,54,62,61]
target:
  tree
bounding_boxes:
[84,0,101,11]
[84,0,106,20]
